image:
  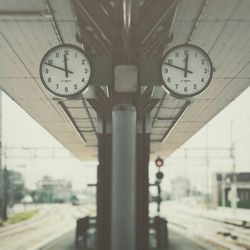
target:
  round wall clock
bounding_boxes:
[161,44,213,98]
[40,44,91,98]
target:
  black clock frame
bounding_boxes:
[161,43,213,98]
[39,44,92,98]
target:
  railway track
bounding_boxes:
[0,204,88,250]
[159,204,250,250]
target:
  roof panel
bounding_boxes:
[0,0,45,11]
[49,0,81,46]
[152,0,250,159]
[0,0,249,162]
[0,0,97,160]
[0,20,59,77]
[0,32,29,77]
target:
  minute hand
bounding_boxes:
[64,54,69,78]
[45,63,73,74]
[184,53,189,78]
[164,63,193,74]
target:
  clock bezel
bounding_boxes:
[39,44,92,98]
[161,43,213,98]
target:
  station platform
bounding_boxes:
[160,201,250,227]
[41,229,208,250]
[1,203,249,250]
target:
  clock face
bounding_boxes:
[40,44,91,98]
[161,44,213,97]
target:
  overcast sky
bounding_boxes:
[2,86,250,192]
[1,92,97,190]
[157,87,250,192]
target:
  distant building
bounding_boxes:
[212,172,250,209]
[8,170,25,205]
[171,176,193,200]
[36,176,72,203]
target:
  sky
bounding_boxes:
[150,88,250,192]
[1,92,97,190]
[2,86,250,192]
[153,87,250,192]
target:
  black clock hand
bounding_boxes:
[64,54,69,78]
[184,53,189,78]
[164,63,193,74]
[45,63,73,74]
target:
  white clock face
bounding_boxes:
[161,44,213,97]
[40,44,91,98]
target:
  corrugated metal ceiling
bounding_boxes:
[0,0,249,161]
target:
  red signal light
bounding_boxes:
[155,157,164,167]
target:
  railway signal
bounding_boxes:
[155,157,164,168]
[156,171,164,180]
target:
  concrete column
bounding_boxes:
[111,104,136,250]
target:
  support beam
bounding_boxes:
[74,0,114,52]
[136,0,178,46]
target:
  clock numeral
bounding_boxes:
[167,77,171,82]
[84,68,88,74]
[65,87,68,92]
[201,59,205,65]
[48,59,53,65]
[45,69,49,74]
[56,84,59,89]
[56,52,59,58]
[175,52,179,57]
[204,68,208,73]
[194,84,197,90]
[74,84,78,89]
[175,84,178,89]
[82,59,85,65]
[164,68,168,74]
[184,49,189,55]
[184,87,188,92]
[48,77,52,83]
[64,50,69,55]
[75,52,78,58]
[167,59,172,65]
[81,77,85,82]
[201,78,204,83]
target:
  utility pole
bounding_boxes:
[230,120,237,214]
[2,165,8,221]
[206,125,210,209]
[221,172,226,207]
[184,149,189,195]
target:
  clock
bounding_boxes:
[40,44,91,98]
[161,44,213,98]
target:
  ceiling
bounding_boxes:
[0,0,249,161]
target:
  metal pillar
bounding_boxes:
[111,104,136,250]
[136,122,150,250]
[97,117,112,250]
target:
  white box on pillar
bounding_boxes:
[114,65,138,93]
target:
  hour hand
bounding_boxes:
[164,62,193,74]
[45,62,73,74]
